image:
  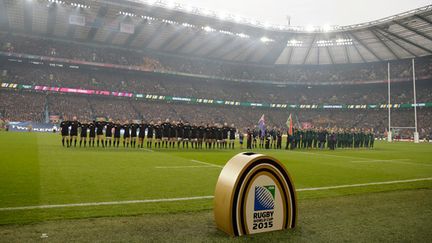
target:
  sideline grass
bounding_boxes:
[0,132,431,225]
[1,189,431,242]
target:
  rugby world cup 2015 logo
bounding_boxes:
[254,185,275,211]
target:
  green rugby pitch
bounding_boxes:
[0,132,431,241]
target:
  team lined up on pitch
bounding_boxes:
[60,117,237,149]
[59,116,375,150]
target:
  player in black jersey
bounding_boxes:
[69,116,81,147]
[222,123,229,149]
[276,129,282,149]
[60,117,70,147]
[113,121,122,147]
[197,124,205,149]
[183,122,191,148]
[247,128,252,149]
[176,120,183,148]
[211,124,218,149]
[138,120,147,148]
[88,121,96,147]
[146,121,154,148]
[105,119,114,147]
[204,124,211,149]
[95,119,106,147]
[190,123,198,149]
[161,119,170,148]
[79,121,88,147]
[215,124,223,149]
[170,121,177,148]
[123,121,131,148]
[130,121,139,148]
[154,121,162,148]
[229,124,236,149]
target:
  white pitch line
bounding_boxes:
[351,159,411,163]
[351,159,432,167]
[290,151,432,167]
[155,165,218,169]
[1,177,431,212]
[296,177,432,191]
[0,196,214,212]
[190,159,223,168]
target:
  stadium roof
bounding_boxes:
[1,0,432,65]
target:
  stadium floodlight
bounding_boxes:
[237,33,250,38]
[203,26,215,32]
[287,39,303,47]
[119,11,136,17]
[260,36,274,43]
[48,0,63,4]
[182,22,194,28]
[316,40,334,47]
[335,38,353,45]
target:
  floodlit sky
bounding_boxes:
[173,0,431,26]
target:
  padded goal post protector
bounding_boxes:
[214,152,297,236]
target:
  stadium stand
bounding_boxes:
[0,3,431,140]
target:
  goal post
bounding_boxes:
[387,59,419,143]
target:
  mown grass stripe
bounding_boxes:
[1,177,431,212]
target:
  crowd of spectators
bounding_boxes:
[0,90,45,122]
[1,34,431,139]
[1,34,432,84]
[1,90,431,138]
[2,63,432,105]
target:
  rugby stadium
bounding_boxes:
[0,0,431,241]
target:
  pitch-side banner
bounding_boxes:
[2,82,432,110]
[8,122,57,132]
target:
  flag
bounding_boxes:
[286,114,293,136]
[258,114,266,137]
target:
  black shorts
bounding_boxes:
[89,134,96,138]
[70,132,78,136]
[61,131,69,136]
[147,133,153,139]
[81,133,87,138]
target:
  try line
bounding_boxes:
[0,177,431,212]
